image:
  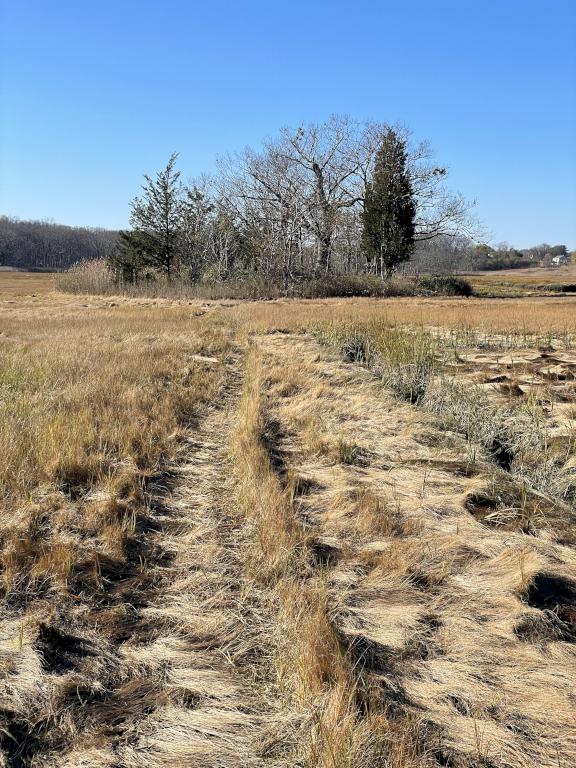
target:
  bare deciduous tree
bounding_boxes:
[109,119,479,284]
[216,116,477,277]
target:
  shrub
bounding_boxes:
[58,259,116,294]
[415,275,473,296]
[59,260,474,300]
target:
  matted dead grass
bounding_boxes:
[0,285,257,765]
[232,345,425,767]
[2,271,576,766]
[254,333,576,767]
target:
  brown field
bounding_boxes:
[224,293,576,339]
[1,272,575,767]
[468,263,576,283]
[467,263,576,297]
[0,270,59,295]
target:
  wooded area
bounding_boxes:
[0,216,117,271]
[110,117,475,284]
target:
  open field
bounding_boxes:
[1,272,576,767]
[0,270,59,295]
[467,264,576,297]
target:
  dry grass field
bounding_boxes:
[467,264,576,297]
[1,272,576,767]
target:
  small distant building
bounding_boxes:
[551,254,570,266]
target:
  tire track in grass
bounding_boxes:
[0,363,268,768]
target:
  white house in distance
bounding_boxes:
[551,253,570,266]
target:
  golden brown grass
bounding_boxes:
[232,339,429,767]
[6,271,576,338]
[248,332,576,768]
[232,345,307,580]
[0,269,58,295]
[0,283,247,765]
[2,271,576,766]
[0,298,230,592]
[233,346,363,766]
[468,263,576,297]
[219,296,576,354]
[471,263,576,283]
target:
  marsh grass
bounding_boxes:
[315,320,576,517]
[232,346,308,580]
[314,322,437,403]
[232,344,426,767]
[2,273,576,766]
[0,303,230,602]
[0,289,250,765]
[335,439,363,465]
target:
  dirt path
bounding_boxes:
[254,333,576,768]
[1,368,267,768]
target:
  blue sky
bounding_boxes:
[1,0,575,248]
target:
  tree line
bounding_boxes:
[110,116,476,285]
[4,117,569,280]
[0,216,118,271]
[408,238,573,274]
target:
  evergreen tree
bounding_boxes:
[129,153,183,277]
[362,129,416,277]
[107,229,159,283]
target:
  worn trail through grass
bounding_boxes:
[0,365,269,768]
[2,288,576,767]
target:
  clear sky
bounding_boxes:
[1,0,575,248]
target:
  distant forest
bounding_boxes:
[0,216,118,271]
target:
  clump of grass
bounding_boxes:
[342,334,370,363]
[316,319,576,513]
[336,438,363,465]
[351,488,403,537]
[315,322,437,403]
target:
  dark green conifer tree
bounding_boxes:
[107,229,159,283]
[129,153,183,278]
[362,129,416,277]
